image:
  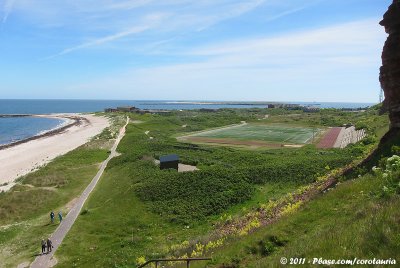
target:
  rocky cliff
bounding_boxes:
[380,0,400,128]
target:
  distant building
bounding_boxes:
[267,103,301,109]
[144,110,172,115]
[117,106,139,112]
[303,107,320,113]
[200,108,218,112]
[341,108,366,112]
[104,108,118,113]
[160,154,179,170]
[104,106,171,115]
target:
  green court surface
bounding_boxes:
[191,124,318,144]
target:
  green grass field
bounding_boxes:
[190,124,319,144]
[0,107,392,267]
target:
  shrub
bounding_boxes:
[373,155,400,198]
[248,235,288,257]
[136,168,254,223]
[136,256,146,266]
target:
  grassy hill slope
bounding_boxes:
[53,107,391,267]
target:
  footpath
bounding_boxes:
[30,117,129,268]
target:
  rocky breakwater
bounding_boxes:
[380,0,400,128]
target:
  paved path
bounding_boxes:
[30,117,129,268]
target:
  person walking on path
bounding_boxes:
[46,238,53,253]
[58,211,63,223]
[30,117,129,268]
[50,211,55,224]
[41,239,46,255]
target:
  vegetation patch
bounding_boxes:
[198,171,400,267]
[48,108,389,267]
[373,154,400,197]
[136,169,254,223]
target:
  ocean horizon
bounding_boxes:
[0,99,376,146]
[0,99,376,114]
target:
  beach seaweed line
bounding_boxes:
[0,116,85,151]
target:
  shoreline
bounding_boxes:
[0,115,83,151]
[0,114,110,192]
[0,114,31,117]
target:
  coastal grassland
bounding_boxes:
[192,171,400,267]
[55,107,387,267]
[0,114,125,267]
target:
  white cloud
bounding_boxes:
[190,19,381,55]
[9,0,319,59]
[195,0,266,31]
[11,1,244,27]
[1,0,16,25]
[106,0,155,10]
[45,12,172,59]
[66,19,385,102]
[183,19,384,69]
[49,26,150,58]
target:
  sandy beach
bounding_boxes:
[0,114,110,192]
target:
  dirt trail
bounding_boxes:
[30,117,129,268]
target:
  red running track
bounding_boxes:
[317,127,342,148]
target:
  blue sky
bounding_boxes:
[0,0,392,102]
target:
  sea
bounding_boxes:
[0,99,375,146]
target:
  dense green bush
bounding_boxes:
[136,169,254,223]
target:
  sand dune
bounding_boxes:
[0,114,110,192]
